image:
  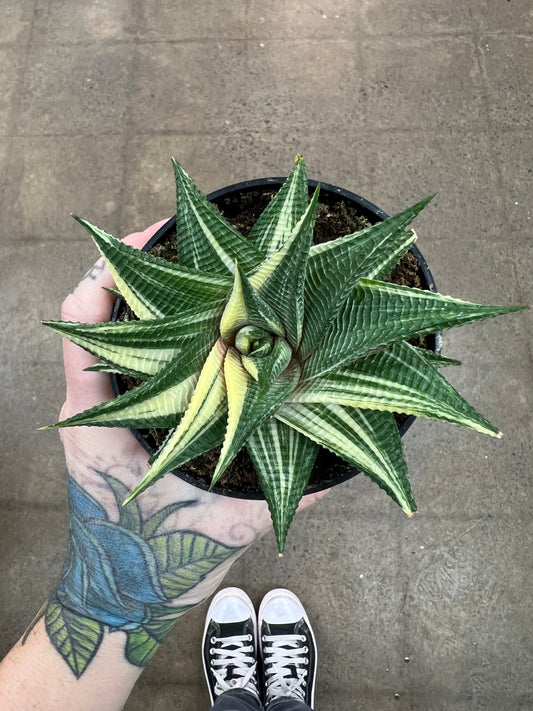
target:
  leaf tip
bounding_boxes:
[278,552,284,559]
[496,431,503,439]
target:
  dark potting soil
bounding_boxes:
[117,190,430,494]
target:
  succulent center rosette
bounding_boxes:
[235,326,273,356]
[44,156,524,552]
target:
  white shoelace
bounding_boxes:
[262,634,309,702]
[210,633,259,698]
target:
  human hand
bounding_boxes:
[46,221,327,677]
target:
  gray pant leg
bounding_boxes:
[209,689,312,711]
[267,698,313,711]
[210,689,264,711]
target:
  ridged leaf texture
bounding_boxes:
[247,419,319,553]
[45,156,525,551]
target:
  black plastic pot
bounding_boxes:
[111,178,441,499]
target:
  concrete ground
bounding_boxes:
[1,2,532,709]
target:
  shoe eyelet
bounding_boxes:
[210,637,217,644]
[303,658,308,665]
[303,646,308,653]
[210,649,215,655]
[262,635,266,642]
[248,634,253,642]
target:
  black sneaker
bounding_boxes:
[258,589,317,709]
[202,587,260,705]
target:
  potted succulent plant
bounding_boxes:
[44,156,523,552]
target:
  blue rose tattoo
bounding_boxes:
[35,473,242,677]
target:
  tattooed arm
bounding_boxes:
[0,222,325,711]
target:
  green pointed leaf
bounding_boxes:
[304,279,526,379]
[44,307,221,377]
[45,333,214,430]
[248,155,309,256]
[149,530,241,598]
[124,339,229,503]
[211,348,301,487]
[83,361,151,378]
[173,158,261,274]
[220,264,284,340]
[247,419,319,553]
[276,403,416,514]
[103,286,122,299]
[73,215,230,319]
[45,599,104,679]
[292,341,500,436]
[300,197,433,359]
[248,188,320,348]
[412,346,461,368]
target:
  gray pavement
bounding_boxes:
[1,2,532,709]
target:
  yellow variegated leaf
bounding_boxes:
[173,158,261,274]
[220,264,284,340]
[44,306,221,377]
[43,334,214,430]
[277,403,416,515]
[123,339,229,503]
[248,155,309,256]
[73,215,230,319]
[211,348,301,487]
[247,188,320,348]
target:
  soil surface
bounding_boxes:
[116,187,433,495]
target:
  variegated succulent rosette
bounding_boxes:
[44,156,523,551]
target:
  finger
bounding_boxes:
[296,487,330,512]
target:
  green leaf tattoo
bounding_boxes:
[42,473,243,677]
[151,531,239,598]
[45,598,105,679]
[124,611,192,667]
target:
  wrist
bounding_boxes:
[0,615,142,711]
[47,585,185,675]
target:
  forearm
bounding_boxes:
[0,616,142,711]
[0,467,265,709]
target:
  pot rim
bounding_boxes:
[111,178,441,499]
